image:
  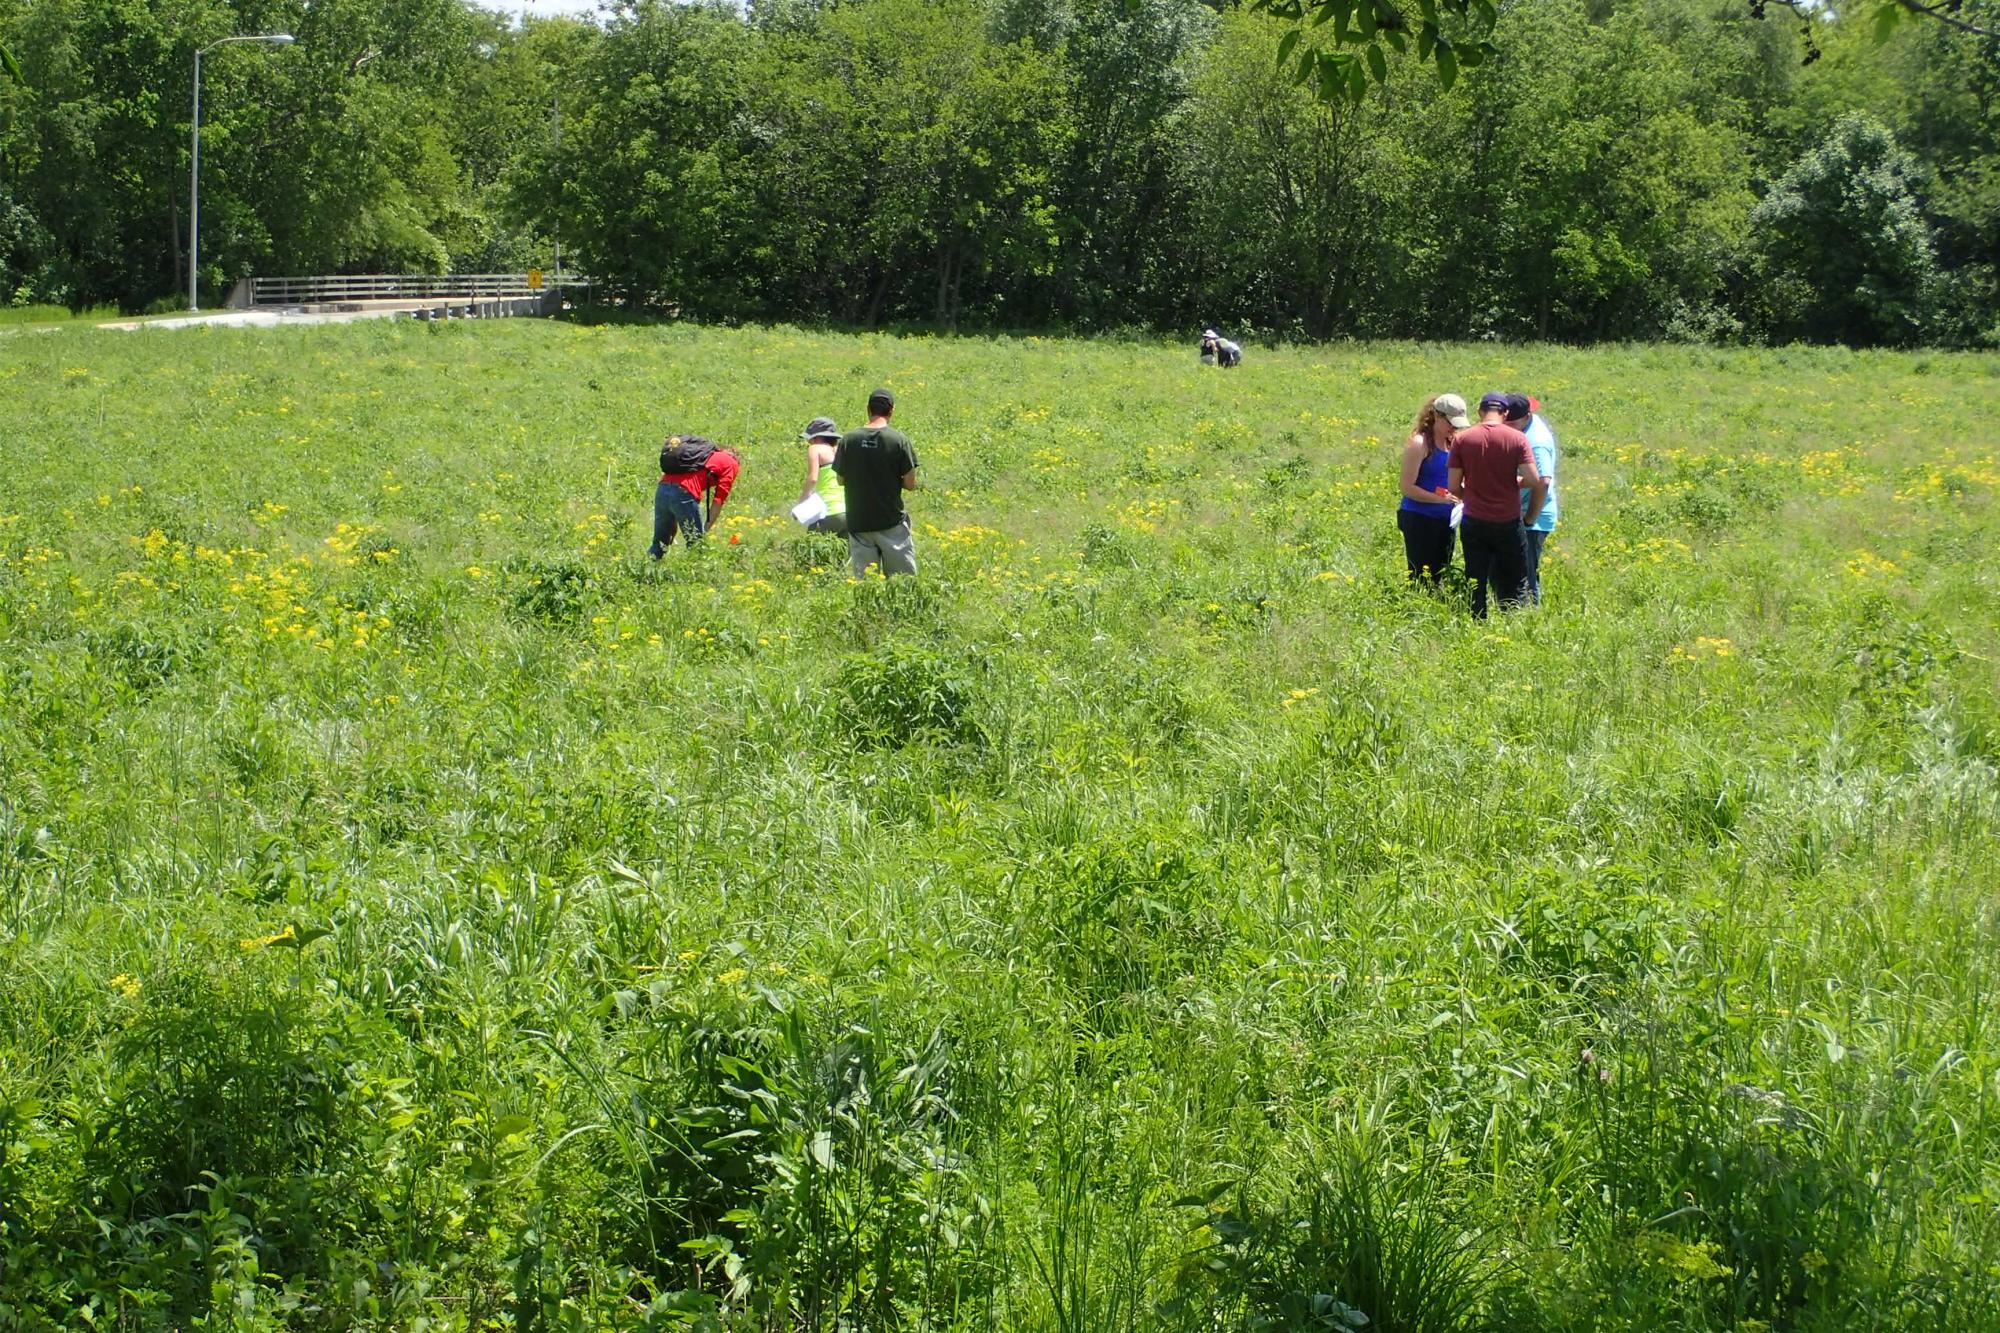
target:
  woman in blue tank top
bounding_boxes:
[1397,393,1468,585]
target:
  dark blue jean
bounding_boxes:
[1524,528,1549,603]
[649,481,704,557]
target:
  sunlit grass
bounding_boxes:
[1,320,1997,1329]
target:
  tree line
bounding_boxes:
[1,0,1994,346]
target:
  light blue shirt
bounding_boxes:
[1523,414,1558,532]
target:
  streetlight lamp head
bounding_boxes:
[266,34,296,44]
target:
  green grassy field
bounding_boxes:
[2,319,1998,1331]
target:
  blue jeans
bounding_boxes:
[1524,528,1550,602]
[649,481,704,557]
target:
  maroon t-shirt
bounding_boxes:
[1449,424,1532,522]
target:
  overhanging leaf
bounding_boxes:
[1435,37,1458,91]
[1366,43,1389,84]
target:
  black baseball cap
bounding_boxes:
[868,387,895,409]
[1502,393,1532,421]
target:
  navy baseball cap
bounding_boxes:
[1478,392,1511,415]
[1502,393,1532,421]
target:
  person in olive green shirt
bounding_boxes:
[833,389,919,577]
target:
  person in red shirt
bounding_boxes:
[649,437,740,556]
[1447,393,1545,618]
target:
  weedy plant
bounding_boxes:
[0,321,1996,1329]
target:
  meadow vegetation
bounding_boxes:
[4,0,1997,348]
[1,319,1998,1330]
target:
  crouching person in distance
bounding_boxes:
[649,434,740,556]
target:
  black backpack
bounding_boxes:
[659,434,717,473]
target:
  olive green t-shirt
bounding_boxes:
[832,426,917,534]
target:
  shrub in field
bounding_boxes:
[0,957,377,1327]
[1015,838,1231,1023]
[835,643,980,749]
[1080,522,1140,570]
[505,556,599,627]
[1568,1008,1964,1330]
[608,996,994,1327]
[1849,612,1956,718]
[843,574,952,649]
[1490,865,1671,995]
[1673,485,1737,532]
[87,622,203,692]
[1173,1139,1513,1333]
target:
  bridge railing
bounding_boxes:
[244,274,588,307]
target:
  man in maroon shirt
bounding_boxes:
[1447,393,1546,618]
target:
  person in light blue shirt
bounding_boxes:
[1514,394,1559,602]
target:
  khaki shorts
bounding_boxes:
[848,520,917,577]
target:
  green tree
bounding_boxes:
[1013,0,1215,327]
[771,0,1066,325]
[508,0,758,312]
[1179,9,1418,337]
[1749,112,1940,344]
[1466,0,1760,340]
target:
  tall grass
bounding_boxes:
[0,303,124,327]
[0,320,1995,1328]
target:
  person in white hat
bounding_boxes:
[1198,328,1242,367]
[1397,393,1469,584]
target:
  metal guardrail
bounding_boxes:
[245,273,587,307]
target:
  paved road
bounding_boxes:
[99,306,422,331]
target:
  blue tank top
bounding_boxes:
[1399,445,1453,519]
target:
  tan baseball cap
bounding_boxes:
[1433,393,1471,429]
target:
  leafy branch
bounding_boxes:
[1873,0,1996,40]
[1267,0,1995,106]
[1255,0,1498,102]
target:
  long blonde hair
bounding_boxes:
[1410,396,1454,456]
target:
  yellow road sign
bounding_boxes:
[526,268,544,291]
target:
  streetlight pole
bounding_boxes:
[189,33,294,313]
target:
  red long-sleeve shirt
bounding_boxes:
[661,450,739,508]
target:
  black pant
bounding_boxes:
[1397,509,1455,584]
[1459,516,1529,619]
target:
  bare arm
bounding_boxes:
[1517,455,1546,527]
[1448,465,1465,497]
[900,469,918,491]
[1400,439,1454,505]
[800,447,825,504]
